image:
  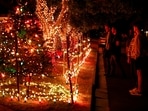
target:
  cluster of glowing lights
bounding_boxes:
[0,36,91,103]
[63,37,91,83]
[0,75,78,103]
[0,0,92,104]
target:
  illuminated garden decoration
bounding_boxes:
[0,0,53,100]
[0,0,91,105]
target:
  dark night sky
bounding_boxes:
[0,0,148,18]
[0,0,16,15]
[0,6,9,14]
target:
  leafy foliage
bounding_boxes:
[42,0,144,32]
[11,0,144,33]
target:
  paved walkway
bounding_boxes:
[90,39,109,111]
[94,47,109,111]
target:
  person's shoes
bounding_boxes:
[129,87,137,93]
[129,88,142,96]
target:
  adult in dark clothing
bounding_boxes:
[103,23,112,76]
[109,25,125,77]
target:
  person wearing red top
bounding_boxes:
[127,22,148,96]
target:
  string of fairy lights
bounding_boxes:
[0,0,91,104]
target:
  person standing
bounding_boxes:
[103,23,112,76]
[127,22,147,96]
[109,25,125,77]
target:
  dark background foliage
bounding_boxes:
[0,0,148,32]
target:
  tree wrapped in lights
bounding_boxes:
[0,0,54,96]
[2,2,54,75]
[36,0,91,103]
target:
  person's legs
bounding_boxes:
[103,50,111,76]
[129,69,142,96]
[103,49,108,75]
[116,55,126,78]
[110,55,116,76]
[136,57,143,93]
[131,59,136,78]
[137,69,142,93]
[106,56,111,75]
[129,58,143,96]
